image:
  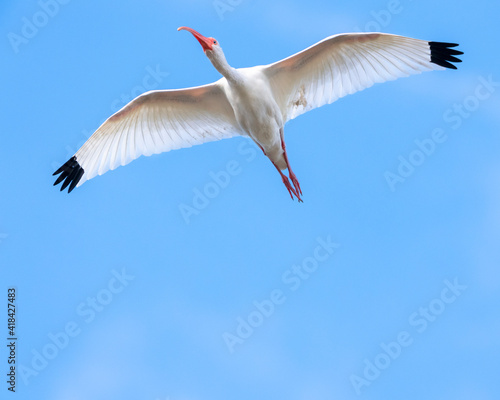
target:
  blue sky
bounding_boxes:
[1,0,500,399]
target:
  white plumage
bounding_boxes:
[75,83,240,184]
[53,28,462,200]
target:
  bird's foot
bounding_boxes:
[281,174,303,203]
[289,170,302,196]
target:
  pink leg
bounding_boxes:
[256,142,303,202]
[272,162,302,202]
[280,131,302,196]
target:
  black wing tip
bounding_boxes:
[52,156,84,193]
[429,41,463,70]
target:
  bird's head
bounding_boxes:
[178,26,232,79]
[178,26,220,55]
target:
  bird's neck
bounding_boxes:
[208,50,243,85]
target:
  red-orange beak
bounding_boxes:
[178,26,214,52]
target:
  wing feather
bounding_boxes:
[264,33,462,122]
[53,81,243,192]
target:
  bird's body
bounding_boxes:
[53,28,463,200]
[225,68,285,166]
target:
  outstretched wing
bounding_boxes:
[53,81,243,192]
[264,33,463,122]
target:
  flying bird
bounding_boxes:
[53,27,463,200]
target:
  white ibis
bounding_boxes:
[53,27,463,200]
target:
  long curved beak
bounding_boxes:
[178,26,213,52]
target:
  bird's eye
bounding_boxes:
[213,40,217,45]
